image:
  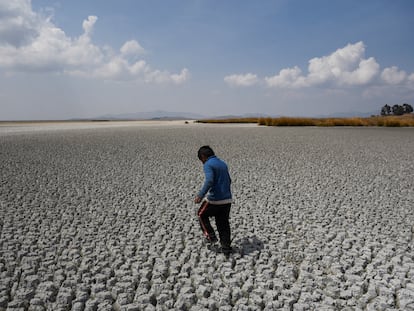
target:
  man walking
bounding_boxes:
[195,146,233,255]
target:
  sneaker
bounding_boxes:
[204,236,218,244]
[221,246,233,255]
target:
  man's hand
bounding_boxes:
[194,196,202,204]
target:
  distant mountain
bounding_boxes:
[206,113,272,120]
[92,111,273,121]
[95,110,206,120]
[91,110,379,121]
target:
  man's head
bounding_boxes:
[198,145,215,163]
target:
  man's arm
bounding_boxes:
[195,163,214,203]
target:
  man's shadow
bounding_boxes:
[234,235,264,256]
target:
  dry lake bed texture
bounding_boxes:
[0,122,414,311]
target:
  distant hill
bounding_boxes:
[92,111,272,121]
[95,110,206,120]
[211,113,272,120]
[90,110,378,121]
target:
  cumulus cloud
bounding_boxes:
[227,41,412,90]
[265,66,305,88]
[339,57,380,85]
[381,66,407,84]
[265,42,381,88]
[170,68,190,84]
[409,73,414,83]
[0,0,40,47]
[224,73,258,87]
[120,40,145,56]
[82,15,97,37]
[0,0,188,84]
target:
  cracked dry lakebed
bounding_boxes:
[0,123,413,310]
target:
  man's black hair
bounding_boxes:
[198,145,215,160]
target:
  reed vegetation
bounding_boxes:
[196,118,259,124]
[197,114,414,127]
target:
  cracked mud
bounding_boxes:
[1,124,413,310]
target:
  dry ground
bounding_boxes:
[1,124,413,310]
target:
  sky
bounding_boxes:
[1,0,414,120]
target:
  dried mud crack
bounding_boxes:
[1,125,413,310]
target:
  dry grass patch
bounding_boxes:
[198,114,414,127]
[258,117,317,126]
[264,115,414,127]
[196,118,259,124]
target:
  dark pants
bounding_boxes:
[198,201,231,247]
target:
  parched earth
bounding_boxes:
[0,124,413,310]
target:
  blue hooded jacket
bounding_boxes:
[198,155,232,202]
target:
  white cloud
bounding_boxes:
[265,66,306,88]
[409,73,414,83]
[381,66,407,84]
[170,68,190,84]
[339,57,380,85]
[129,60,147,75]
[224,73,258,87]
[120,40,145,56]
[0,0,40,47]
[227,41,411,90]
[92,57,128,80]
[143,68,189,84]
[0,0,188,84]
[407,73,414,90]
[265,42,381,88]
[82,15,97,37]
